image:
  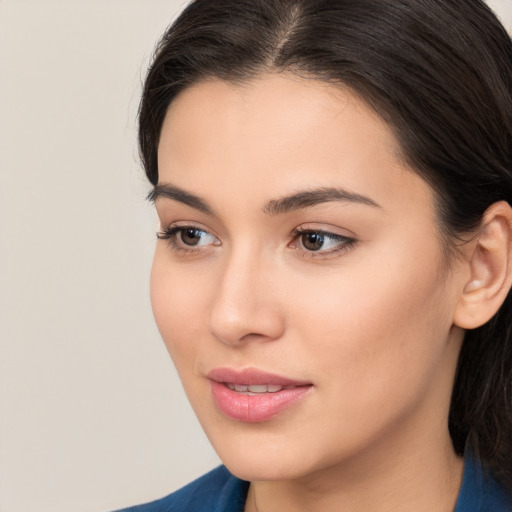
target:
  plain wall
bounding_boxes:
[1,1,511,511]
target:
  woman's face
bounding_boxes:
[151,74,466,481]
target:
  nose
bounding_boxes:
[208,250,286,346]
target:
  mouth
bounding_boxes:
[207,368,313,422]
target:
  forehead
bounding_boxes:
[160,74,400,161]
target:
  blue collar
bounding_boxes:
[454,455,512,511]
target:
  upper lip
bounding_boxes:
[207,367,312,387]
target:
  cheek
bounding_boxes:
[291,241,454,412]
[149,249,208,368]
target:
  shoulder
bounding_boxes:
[455,455,512,512]
[113,465,249,512]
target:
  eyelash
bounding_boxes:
[156,224,356,258]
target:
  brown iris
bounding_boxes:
[301,232,325,251]
[181,228,203,246]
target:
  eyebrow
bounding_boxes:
[148,183,380,216]
[263,187,381,215]
[148,183,215,215]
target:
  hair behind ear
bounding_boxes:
[450,294,512,486]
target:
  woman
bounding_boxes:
[118,0,512,510]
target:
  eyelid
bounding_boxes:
[157,220,219,238]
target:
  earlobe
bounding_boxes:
[454,201,512,330]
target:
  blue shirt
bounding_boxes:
[115,456,511,512]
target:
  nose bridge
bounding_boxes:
[208,243,284,345]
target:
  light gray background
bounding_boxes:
[1,1,511,511]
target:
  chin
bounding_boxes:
[222,455,307,483]
[204,426,330,483]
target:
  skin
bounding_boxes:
[150,74,471,512]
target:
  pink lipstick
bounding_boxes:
[207,368,312,422]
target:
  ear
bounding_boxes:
[454,201,512,329]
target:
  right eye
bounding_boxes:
[156,225,220,251]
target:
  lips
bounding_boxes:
[207,368,312,422]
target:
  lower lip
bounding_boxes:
[209,381,312,422]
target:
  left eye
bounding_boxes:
[294,230,354,253]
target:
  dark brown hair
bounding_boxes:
[138,0,512,485]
